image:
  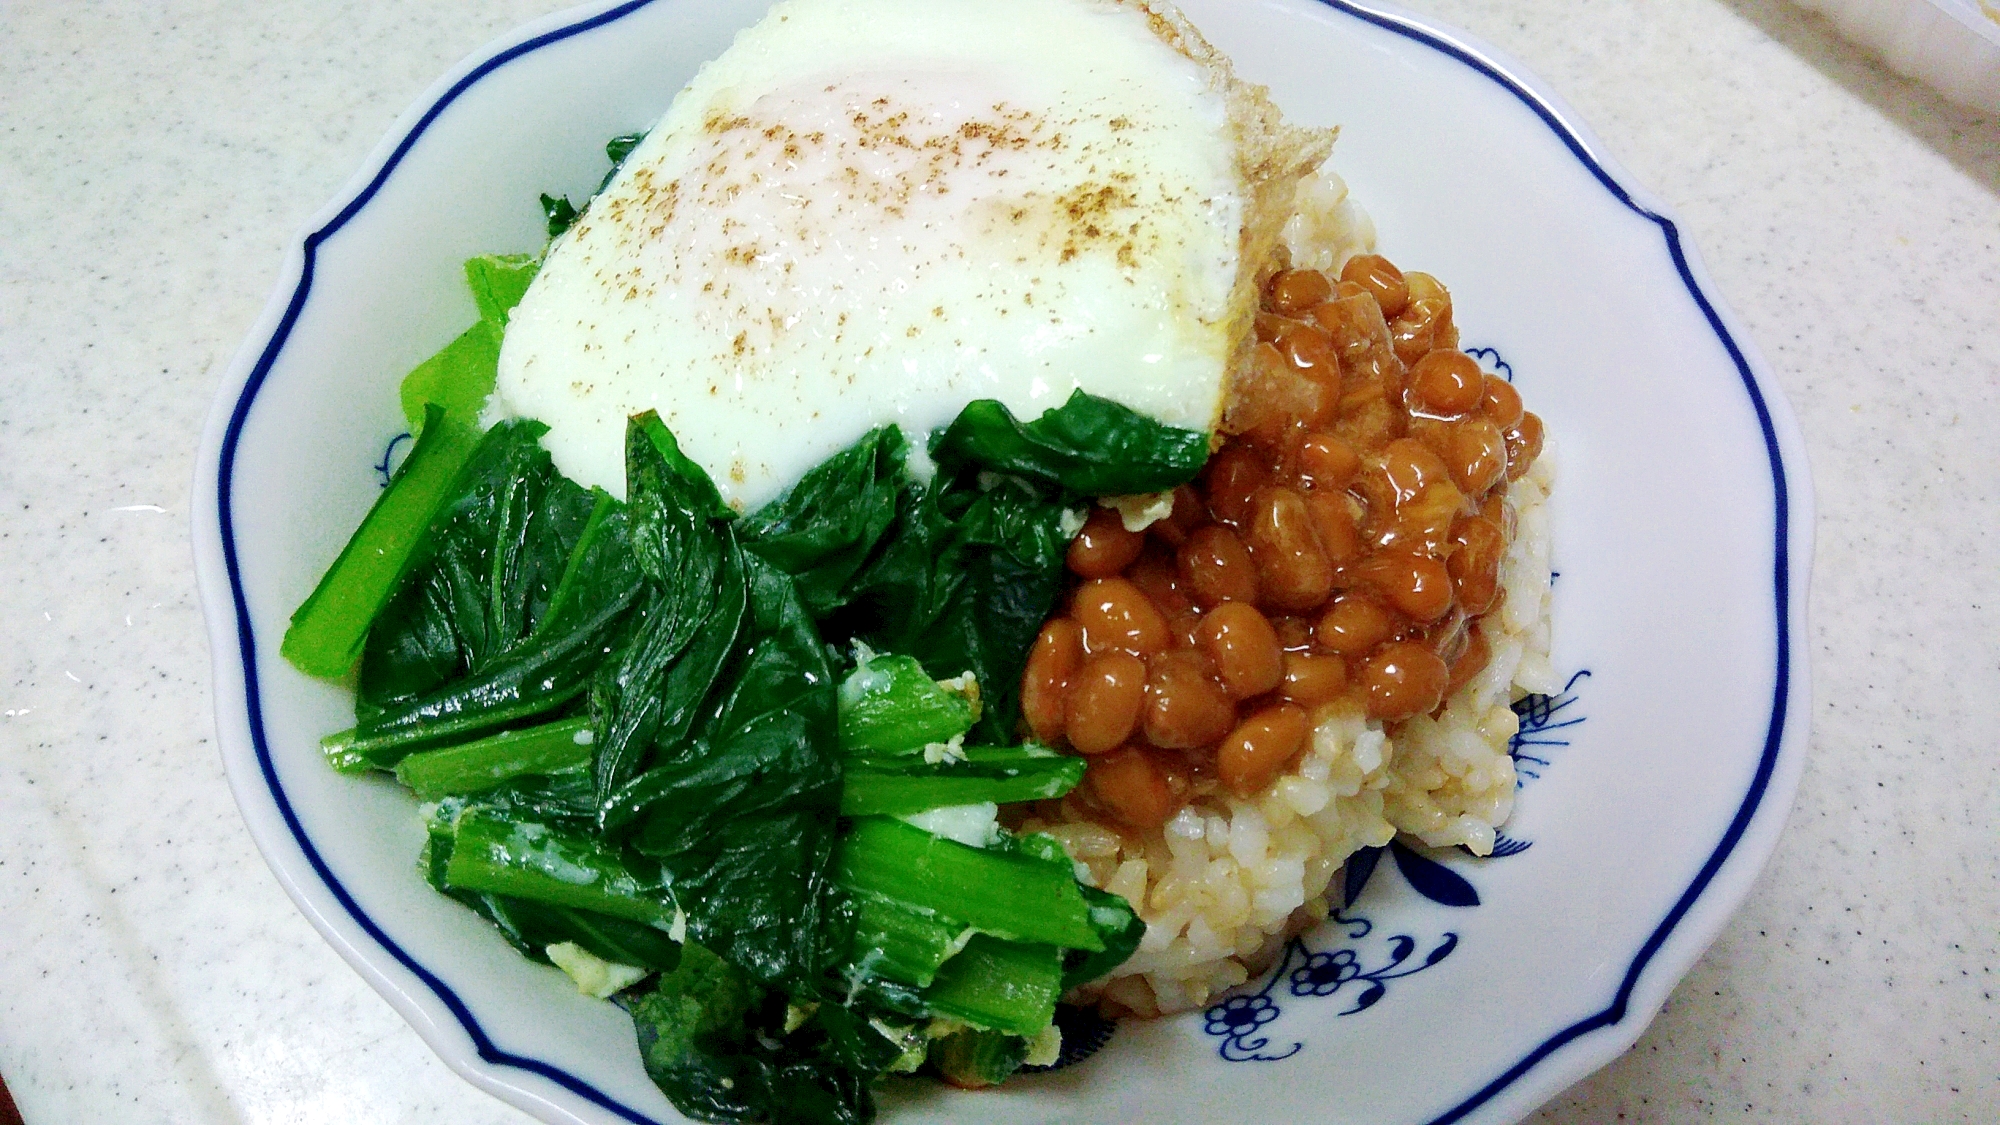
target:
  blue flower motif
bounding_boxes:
[1464,345,1513,383]
[1203,994,1280,1038]
[375,431,412,487]
[1290,949,1360,996]
[1510,668,1591,786]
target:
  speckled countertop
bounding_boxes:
[1,0,1994,1122]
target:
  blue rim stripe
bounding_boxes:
[211,2,1799,1123]
[1312,4,1794,1121]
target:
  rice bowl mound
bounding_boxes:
[1025,177,1559,1017]
[1034,458,1552,1014]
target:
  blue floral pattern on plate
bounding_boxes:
[1464,345,1513,384]
[1204,898,1467,1062]
[1511,669,1590,788]
[375,431,412,487]
[1198,671,1593,1061]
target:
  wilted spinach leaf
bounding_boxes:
[589,413,743,800]
[354,495,646,771]
[359,421,576,703]
[601,131,648,191]
[540,192,582,240]
[833,472,1070,743]
[319,384,1166,1117]
[537,491,643,639]
[351,421,621,761]
[540,131,653,241]
[928,389,1210,496]
[591,539,748,802]
[607,553,843,989]
[740,426,906,617]
[422,807,680,971]
[628,942,887,1125]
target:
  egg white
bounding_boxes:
[493,0,1245,509]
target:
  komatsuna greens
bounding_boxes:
[281,133,1210,1125]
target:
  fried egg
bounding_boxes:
[493,0,1330,509]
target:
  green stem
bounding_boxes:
[423,813,681,971]
[839,751,1083,817]
[846,891,970,990]
[393,716,594,799]
[322,683,588,773]
[921,935,1061,1037]
[442,808,675,928]
[835,818,1101,952]
[282,404,482,679]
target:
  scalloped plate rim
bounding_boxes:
[190,2,1815,1123]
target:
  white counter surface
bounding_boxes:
[1,0,1994,1121]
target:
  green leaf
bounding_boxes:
[631,410,732,522]
[281,405,483,679]
[541,132,649,241]
[607,554,843,989]
[631,940,762,1073]
[589,414,745,800]
[483,435,598,648]
[303,377,1177,1108]
[398,321,501,438]
[344,426,637,769]
[835,652,975,756]
[622,411,730,670]
[627,943,880,1125]
[600,132,648,192]
[397,253,537,437]
[928,388,1210,496]
[740,426,906,616]
[1062,884,1147,990]
[927,1026,1029,1088]
[463,253,540,326]
[810,1002,924,1081]
[836,474,1070,743]
[589,541,748,801]
[605,132,647,167]
[355,420,600,714]
[540,192,582,240]
[992,830,1073,870]
[536,490,641,639]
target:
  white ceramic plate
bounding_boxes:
[192,1,1814,1122]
